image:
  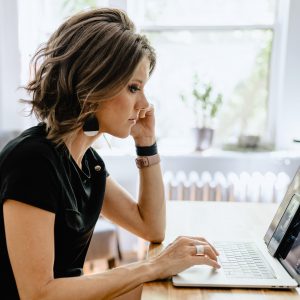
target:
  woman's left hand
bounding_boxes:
[130,104,156,146]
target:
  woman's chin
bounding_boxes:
[104,126,132,139]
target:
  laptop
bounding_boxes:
[172,167,300,289]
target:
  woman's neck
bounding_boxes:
[65,130,100,169]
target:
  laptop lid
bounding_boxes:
[264,167,300,249]
[276,193,300,285]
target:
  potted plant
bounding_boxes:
[180,74,223,151]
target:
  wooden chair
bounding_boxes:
[85,217,122,270]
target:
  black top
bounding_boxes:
[0,123,109,299]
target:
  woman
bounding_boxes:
[0,8,220,300]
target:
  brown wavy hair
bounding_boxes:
[23,7,156,145]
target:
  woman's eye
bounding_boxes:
[128,85,141,93]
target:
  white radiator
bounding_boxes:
[163,171,291,203]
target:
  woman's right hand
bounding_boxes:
[149,236,221,280]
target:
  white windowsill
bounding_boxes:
[95,146,300,159]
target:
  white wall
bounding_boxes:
[271,0,300,149]
[0,0,22,130]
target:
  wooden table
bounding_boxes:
[141,201,300,300]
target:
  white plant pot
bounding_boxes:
[193,127,214,151]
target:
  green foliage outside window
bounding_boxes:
[219,30,272,139]
[180,75,223,128]
[61,0,98,14]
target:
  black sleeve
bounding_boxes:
[0,145,62,213]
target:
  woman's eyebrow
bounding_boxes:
[131,79,143,84]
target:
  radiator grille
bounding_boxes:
[163,171,291,202]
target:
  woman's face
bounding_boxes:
[96,57,150,138]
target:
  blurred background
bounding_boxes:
[1,0,300,271]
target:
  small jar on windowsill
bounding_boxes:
[238,135,260,149]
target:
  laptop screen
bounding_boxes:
[279,229,300,285]
[268,194,300,256]
[278,195,300,285]
[264,167,300,249]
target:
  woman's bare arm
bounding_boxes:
[101,164,165,243]
[4,200,219,300]
[3,200,155,300]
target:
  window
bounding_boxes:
[127,0,277,151]
[17,0,278,151]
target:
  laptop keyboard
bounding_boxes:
[215,241,276,279]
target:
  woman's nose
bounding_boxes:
[136,94,149,110]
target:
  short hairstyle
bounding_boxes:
[24,7,156,145]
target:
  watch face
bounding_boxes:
[136,154,160,169]
[136,157,149,168]
[135,154,160,169]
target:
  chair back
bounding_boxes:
[0,130,21,151]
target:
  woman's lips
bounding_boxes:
[128,119,137,124]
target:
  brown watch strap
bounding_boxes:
[135,154,161,169]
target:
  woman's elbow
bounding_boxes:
[145,230,165,243]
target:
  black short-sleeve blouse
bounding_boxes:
[0,123,108,299]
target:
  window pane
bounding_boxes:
[18,0,110,85]
[129,0,276,26]
[60,0,110,16]
[143,30,273,150]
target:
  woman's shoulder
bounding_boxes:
[0,123,58,167]
[88,147,109,177]
[88,147,104,164]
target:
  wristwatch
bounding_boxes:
[135,154,161,169]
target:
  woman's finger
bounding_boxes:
[138,109,147,118]
[139,103,154,118]
[186,236,219,256]
[145,103,154,115]
[192,255,221,269]
[190,244,218,262]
